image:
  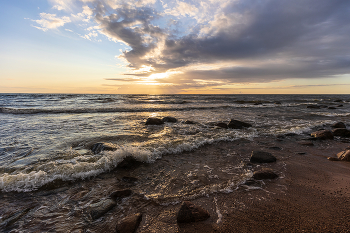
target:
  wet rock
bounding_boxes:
[122,176,138,184]
[298,141,314,146]
[0,207,32,228]
[116,213,142,233]
[328,157,340,161]
[250,151,277,163]
[331,122,346,129]
[253,168,279,180]
[162,116,177,123]
[337,150,350,161]
[117,156,143,169]
[177,201,210,223]
[216,122,228,129]
[332,128,350,137]
[91,142,117,154]
[328,107,336,109]
[145,118,164,125]
[227,119,252,129]
[109,189,132,201]
[87,199,116,220]
[184,120,196,124]
[310,130,334,140]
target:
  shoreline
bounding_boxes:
[1,134,350,232]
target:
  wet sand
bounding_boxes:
[1,134,350,232]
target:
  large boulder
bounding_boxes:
[227,119,252,129]
[162,116,177,123]
[250,151,277,163]
[177,201,210,223]
[337,150,350,161]
[87,199,116,220]
[109,189,132,201]
[145,118,164,125]
[91,142,117,154]
[332,128,350,137]
[331,122,346,128]
[116,213,142,233]
[117,156,143,169]
[310,130,334,140]
[253,168,279,180]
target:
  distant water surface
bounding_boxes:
[0,94,349,193]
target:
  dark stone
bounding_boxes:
[216,122,228,129]
[310,130,334,140]
[184,120,196,124]
[307,105,321,109]
[122,176,138,183]
[145,118,164,125]
[328,157,340,161]
[250,151,277,163]
[117,156,143,169]
[116,213,142,233]
[177,201,210,223]
[91,142,117,154]
[162,116,177,123]
[227,119,252,129]
[328,107,336,109]
[253,168,279,180]
[109,189,132,201]
[332,128,350,137]
[337,150,350,161]
[88,199,116,220]
[331,122,346,128]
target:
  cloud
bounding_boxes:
[32,13,71,31]
[35,0,350,88]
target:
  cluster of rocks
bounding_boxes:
[306,99,346,109]
[310,122,350,140]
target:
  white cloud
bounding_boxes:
[164,1,198,17]
[32,13,71,31]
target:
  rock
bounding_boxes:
[337,150,350,161]
[332,128,350,137]
[109,189,132,201]
[162,116,177,123]
[87,199,116,220]
[307,105,321,109]
[328,107,336,109]
[184,120,196,124]
[331,122,346,128]
[216,122,228,129]
[328,157,340,161]
[310,130,334,140]
[177,201,210,223]
[116,213,142,233]
[253,168,279,180]
[91,142,117,154]
[250,151,277,163]
[145,118,164,125]
[122,176,138,184]
[117,156,143,169]
[227,119,252,129]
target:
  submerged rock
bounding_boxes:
[116,213,142,233]
[332,128,350,137]
[310,130,334,140]
[91,142,117,154]
[337,150,350,161]
[227,119,252,129]
[117,156,143,169]
[87,199,116,220]
[162,116,177,123]
[253,168,279,180]
[177,201,210,223]
[184,120,196,124]
[332,122,346,128]
[145,118,164,125]
[216,122,228,129]
[250,151,277,163]
[109,189,132,201]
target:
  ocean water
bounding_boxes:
[0,94,349,194]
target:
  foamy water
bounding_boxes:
[0,94,349,192]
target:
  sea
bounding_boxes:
[0,94,349,194]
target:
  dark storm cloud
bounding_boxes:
[96,0,350,81]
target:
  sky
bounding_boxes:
[1,0,350,94]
